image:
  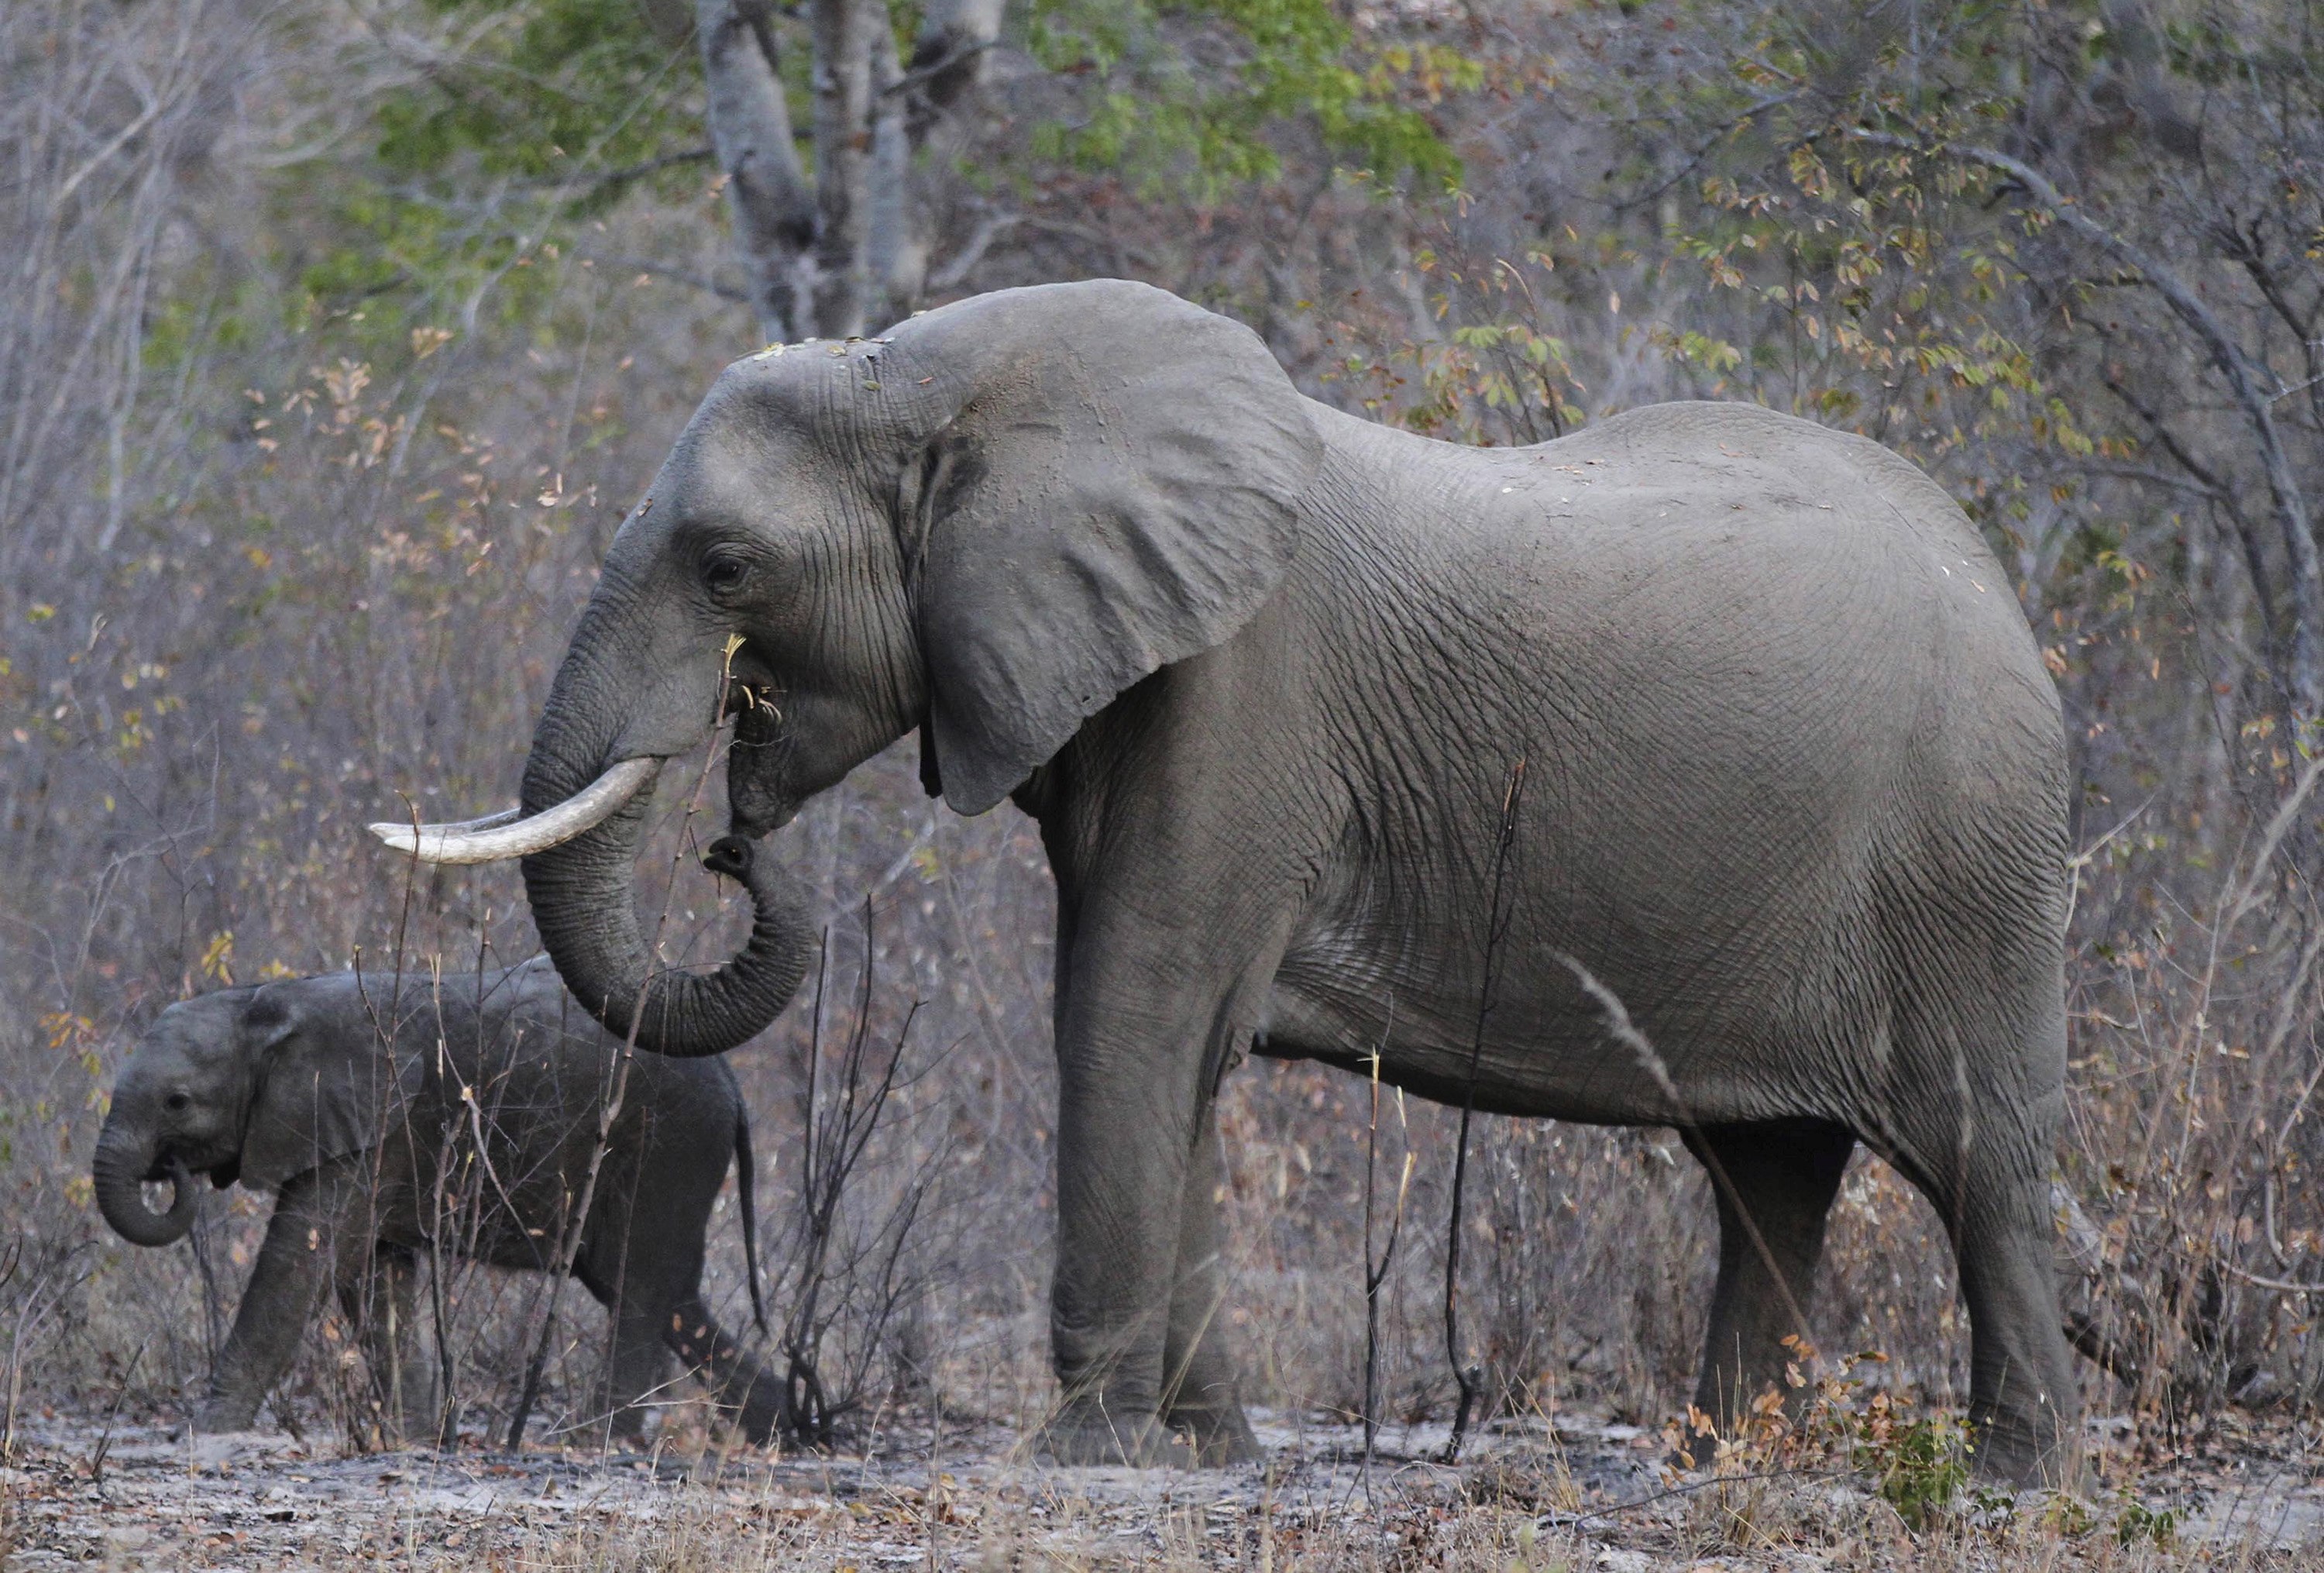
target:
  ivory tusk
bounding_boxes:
[368,757,659,865]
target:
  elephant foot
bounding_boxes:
[1968,1410,2087,1494]
[187,1398,263,1437]
[1164,1400,1262,1466]
[1036,1405,1205,1468]
[177,1417,297,1471]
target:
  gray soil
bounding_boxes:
[2,1407,2316,1568]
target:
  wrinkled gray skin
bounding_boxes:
[93,957,780,1445]
[511,281,2077,1483]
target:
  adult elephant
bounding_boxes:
[378,281,2078,1483]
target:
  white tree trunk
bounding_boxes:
[696,0,1001,342]
[866,21,922,322]
[903,0,1004,140]
[696,0,816,342]
[807,0,878,337]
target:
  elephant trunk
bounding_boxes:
[92,1131,198,1248]
[520,685,816,1059]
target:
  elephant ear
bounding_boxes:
[239,983,416,1193]
[891,280,1323,814]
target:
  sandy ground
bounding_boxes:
[2,1406,2319,1569]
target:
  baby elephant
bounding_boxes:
[92,955,780,1445]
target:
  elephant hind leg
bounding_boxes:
[336,1242,439,1447]
[1947,1178,2082,1486]
[1683,1120,1855,1444]
[1883,1100,2082,1488]
[572,1251,672,1447]
[664,1296,782,1445]
[1879,969,2082,1487]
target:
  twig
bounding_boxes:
[1541,1465,1853,1527]
[1444,758,1525,1462]
[2222,1262,2324,1296]
[1360,1008,1411,1471]
[509,146,713,193]
[86,1337,147,1490]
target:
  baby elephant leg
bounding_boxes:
[198,1164,366,1433]
[573,1251,673,1447]
[337,1242,438,1446]
[665,1296,782,1445]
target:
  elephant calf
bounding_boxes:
[94,956,780,1445]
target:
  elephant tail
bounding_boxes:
[734,1104,766,1335]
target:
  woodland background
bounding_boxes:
[2,0,2323,1490]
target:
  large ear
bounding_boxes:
[238,983,416,1193]
[889,280,1323,814]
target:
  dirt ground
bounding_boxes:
[3,1404,2320,1571]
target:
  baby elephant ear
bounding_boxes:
[893,280,1323,814]
[239,982,415,1193]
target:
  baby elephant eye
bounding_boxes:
[163,1092,192,1112]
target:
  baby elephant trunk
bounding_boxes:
[92,1130,198,1248]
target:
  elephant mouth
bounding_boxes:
[723,692,795,839]
[151,1148,239,1189]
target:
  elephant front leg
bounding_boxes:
[1042,1058,1191,1466]
[198,1167,360,1434]
[1159,1113,1260,1464]
[1031,795,1306,1470]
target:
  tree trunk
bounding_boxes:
[866,19,921,317]
[809,0,879,338]
[696,0,816,342]
[696,0,1002,342]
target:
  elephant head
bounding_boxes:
[95,981,408,1246]
[380,281,1322,1056]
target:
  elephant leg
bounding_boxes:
[1033,770,1305,1468]
[1886,1120,2080,1487]
[1884,989,2082,1488]
[1950,1172,2082,1487]
[1042,1015,1208,1466]
[1158,1111,1259,1465]
[664,1297,782,1444]
[573,1246,670,1448]
[198,1164,363,1433]
[1681,1120,1855,1441]
[337,1243,437,1446]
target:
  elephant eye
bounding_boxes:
[700,552,750,595]
[164,1092,191,1112]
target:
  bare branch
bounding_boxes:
[1851,129,2324,714]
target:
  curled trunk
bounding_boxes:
[522,787,814,1058]
[93,1136,198,1248]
